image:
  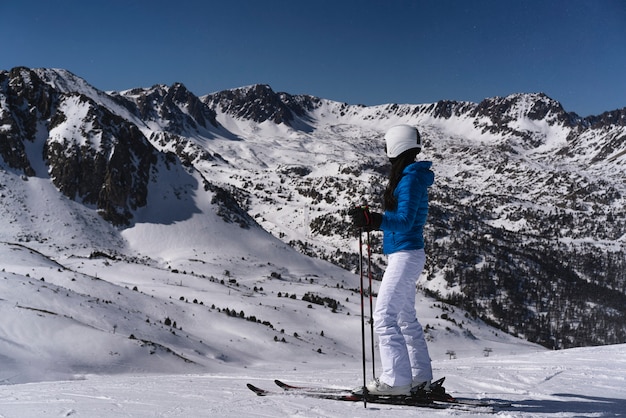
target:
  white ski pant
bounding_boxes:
[373,249,432,387]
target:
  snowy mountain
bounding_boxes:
[1,67,625,393]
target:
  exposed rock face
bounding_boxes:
[45,102,156,225]
[0,67,51,176]
[1,68,158,225]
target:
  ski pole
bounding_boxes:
[358,228,368,408]
[366,230,376,381]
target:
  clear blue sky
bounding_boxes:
[2,0,625,116]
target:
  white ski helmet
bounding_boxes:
[384,124,421,158]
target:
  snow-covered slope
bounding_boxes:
[0,159,540,385]
[0,227,540,384]
[1,342,624,417]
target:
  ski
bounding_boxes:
[273,377,508,408]
[273,379,350,394]
[275,376,444,394]
[247,383,454,410]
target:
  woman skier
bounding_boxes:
[349,124,435,396]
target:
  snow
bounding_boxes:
[0,345,624,417]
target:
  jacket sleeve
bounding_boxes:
[380,174,425,232]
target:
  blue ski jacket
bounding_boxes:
[380,161,434,254]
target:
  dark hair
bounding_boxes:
[383,148,420,210]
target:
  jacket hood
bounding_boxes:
[403,161,434,187]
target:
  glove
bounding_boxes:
[348,205,382,231]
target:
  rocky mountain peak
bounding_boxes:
[115,82,219,135]
[472,92,576,126]
[203,83,311,125]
